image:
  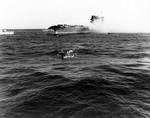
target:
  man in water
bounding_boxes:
[67,49,73,55]
[59,50,65,60]
[58,49,75,60]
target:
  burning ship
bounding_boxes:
[43,24,90,35]
[43,15,103,35]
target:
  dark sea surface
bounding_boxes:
[0,30,150,118]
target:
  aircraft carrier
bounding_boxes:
[43,15,103,35]
[43,24,90,35]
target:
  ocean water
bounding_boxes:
[0,30,150,118]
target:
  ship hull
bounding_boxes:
[0,29,14,35]
[43,24,90,35]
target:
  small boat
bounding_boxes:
[0,29,14,35]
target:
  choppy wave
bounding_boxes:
[0,31,150,118]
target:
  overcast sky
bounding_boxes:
[0,0,150,32]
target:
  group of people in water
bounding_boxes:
[58,49,75,60]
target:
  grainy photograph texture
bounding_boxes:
[0,0,150,118]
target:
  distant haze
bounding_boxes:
[0,0,150,32]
